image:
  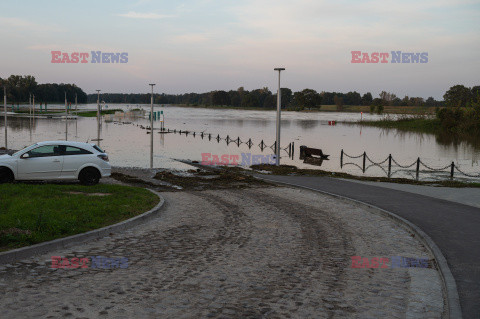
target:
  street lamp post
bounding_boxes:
[3,86,6,150]
[96,90,101,147]
[149,84,156,169]
[274,68,285,166]
[65,92,68,140]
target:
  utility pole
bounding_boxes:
[274,68,285,166]
[149,84,156,169]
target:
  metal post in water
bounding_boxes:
[3,86,6,150]
[340,149,344,168]
[416,157,420,180]
[65,92,68,140]
[388,154,392,178]
[96,90,101,119]
[33,94,35,123]
[450,162,455,179]
[149,84,156,169]
[362,151,366,173]
[274,67,285,166]
[75,93,77,114]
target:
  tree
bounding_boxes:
[334,95,344,111]
[443,85,472,107]
[471,86,480,104]
[379,91,396,106]
[293,89,322,108]
[344,91,362,105]
[211,90,230,106]
[361,92,372,106]
[425,97,436,107]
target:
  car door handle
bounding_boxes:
[53,160,61,162]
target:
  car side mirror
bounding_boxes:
[21,153,30,159]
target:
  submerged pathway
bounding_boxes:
[257,174,480,318]
[0,187,444,318]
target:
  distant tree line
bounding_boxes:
[2,75,476,110]
[87,87,454,109]
[0,75,87,104]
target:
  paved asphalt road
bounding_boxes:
[257,174,480,319]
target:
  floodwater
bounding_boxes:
[1,104,479,181]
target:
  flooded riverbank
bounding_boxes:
[1,104,478,182]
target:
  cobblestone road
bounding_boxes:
[0,187,445,318]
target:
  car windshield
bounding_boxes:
[11,143,38,156]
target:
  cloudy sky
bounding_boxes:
[0,0,478,99]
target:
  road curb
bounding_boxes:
[0,189,165,265]
[255,176,462,319]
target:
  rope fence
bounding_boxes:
[341,149,479,180]
[160,127,295,159]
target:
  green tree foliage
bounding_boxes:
[0,75,87,103]
[293,89,322,108]
[334,95,344,111]
[361,92,373,106]
[211,90,230,106]
[443,85,472,107]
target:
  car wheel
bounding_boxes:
[0,167,14,184]
[79,167,100,186]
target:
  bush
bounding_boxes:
[370,105,375,113]
[376,105,384,114]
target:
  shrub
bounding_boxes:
[376,105,384,114]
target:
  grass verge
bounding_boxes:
[77,109,123,117]
[0,183,159,251]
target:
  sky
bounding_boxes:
[0,0,479,99]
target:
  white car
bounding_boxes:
[0,141,111,185]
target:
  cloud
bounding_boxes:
[116,11,174,19]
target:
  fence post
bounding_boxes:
[291,142,294,159]
[362,151,366,173]
[274,141,277,154]
[450,162,455,179]
[416,157,420,180]
[237,137,240,145]
[340,149,344,168]
[388,154,392,178]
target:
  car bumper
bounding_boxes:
[101,168,112,178]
